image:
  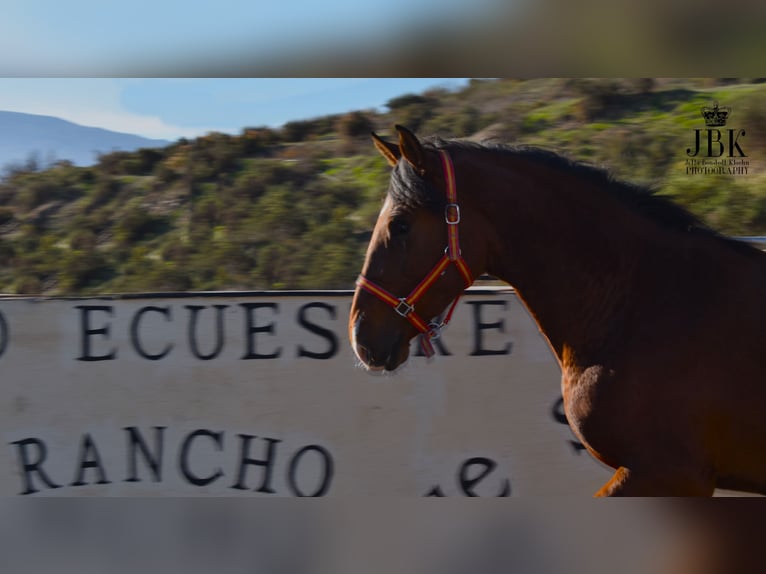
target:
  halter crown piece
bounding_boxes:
[356,150,474,358]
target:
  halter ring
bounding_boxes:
[426,322,443,340]
[394,299,414,317]
[445,203,461,225]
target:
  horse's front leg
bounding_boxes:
[595,466,715,496]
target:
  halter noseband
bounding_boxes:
[356,150,473,358]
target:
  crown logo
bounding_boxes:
[701,101,731,127]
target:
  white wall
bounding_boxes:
[0,289,611,496]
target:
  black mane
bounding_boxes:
[388,137,759,256]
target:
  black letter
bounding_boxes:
[413,334,452,357]
[231,435,280,492]
[686,129,701,157]
[424,486,446,496]
[458,457,511,497]
[729,129,747,157]
[10,438,60,495]
[186,305,228,360]
[125,426,166,482]
[297,303,338,360]
[76,305,116,361]
[240,303,281,359]
[0,310,8,359]
[286,445,334,497]
[179,430,224,486]
[466,301,512,356]
[71,433,111,486]
[179,429,223,486]
[130,306,173,360]
[707,129,724,157]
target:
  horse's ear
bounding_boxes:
[371,132,400,167]
[395,124,427,176]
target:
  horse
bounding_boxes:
[348,124,766,496]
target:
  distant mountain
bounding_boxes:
[0,110,171,169]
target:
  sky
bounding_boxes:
[0,78,470,140]
[0,1,753,79]
[0,1,504,75]
[0,0,493,140]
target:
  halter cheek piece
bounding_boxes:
[356,150,473,358]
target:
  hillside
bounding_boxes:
[0,111,170,168]
[1,78,765,295]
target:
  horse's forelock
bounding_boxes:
[388,154,446,214]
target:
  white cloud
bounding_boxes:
[52,110,215,141]
[0,79,215,140]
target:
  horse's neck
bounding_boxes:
[472,156,663,368]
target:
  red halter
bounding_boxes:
[356,150,473,358]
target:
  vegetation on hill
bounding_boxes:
[1,78,765,295]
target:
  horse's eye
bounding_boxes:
[390,217,410,236]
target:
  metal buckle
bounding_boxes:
[445,203,461,225]
[426,322,443,340]
[394,298,414,317]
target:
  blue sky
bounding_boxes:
[0,1,503,75]
[0,2,494,138]
[0,79,470,140]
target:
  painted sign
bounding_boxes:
[0,289,613,496]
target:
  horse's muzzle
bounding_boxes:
[351,319,409,372]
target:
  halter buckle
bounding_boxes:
[394,298,414,317]
[445,203,461,225]
[426,322,443,340]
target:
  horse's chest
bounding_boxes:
[561,365,625,468]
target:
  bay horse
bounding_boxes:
[349,124,766,496]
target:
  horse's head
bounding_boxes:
[349,125,485,372]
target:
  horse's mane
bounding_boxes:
[389,137,759,256]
